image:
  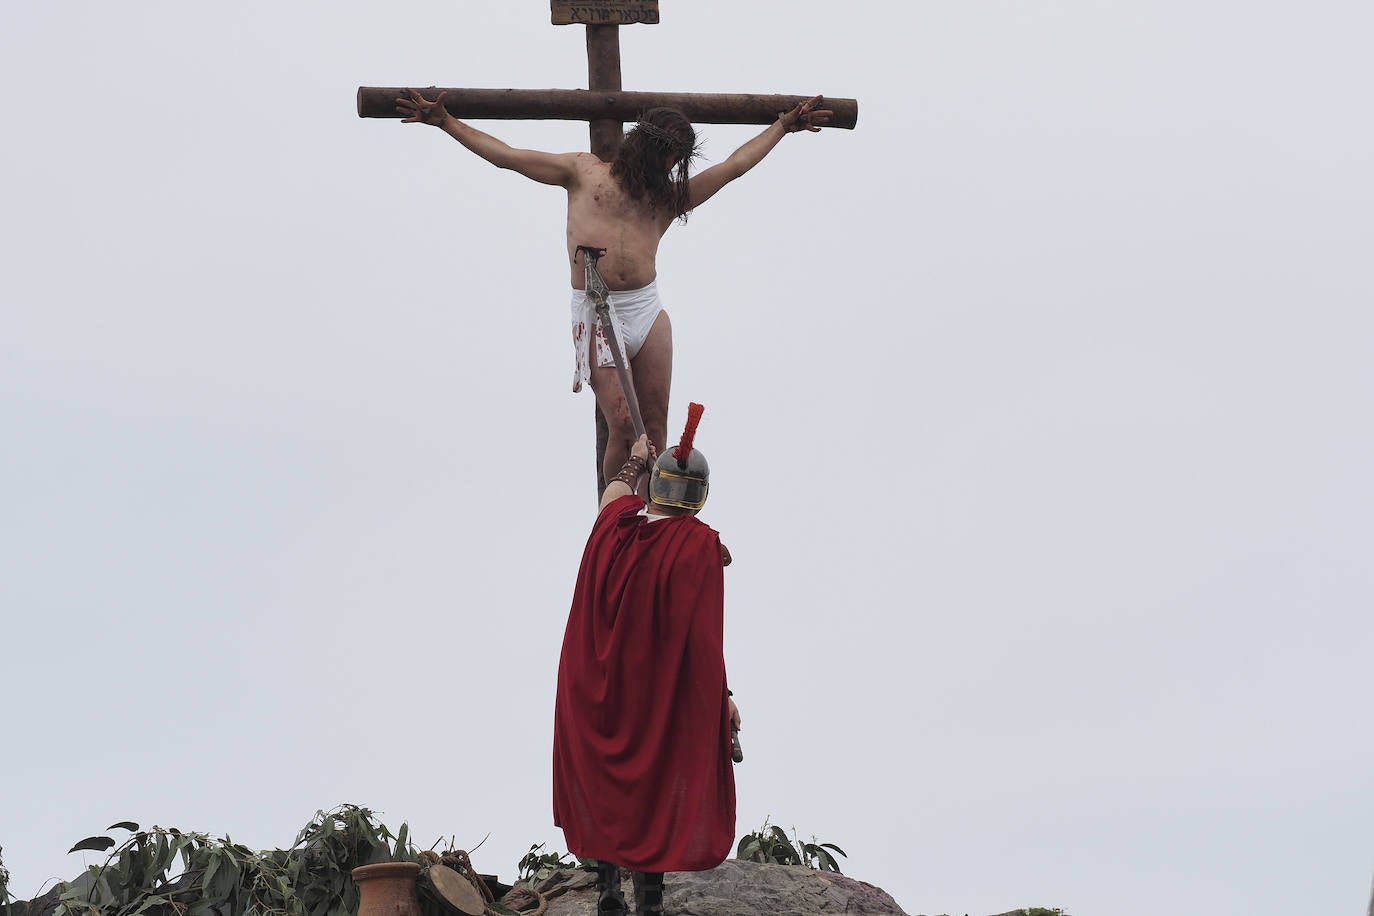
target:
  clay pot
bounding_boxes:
[351,862,421,916]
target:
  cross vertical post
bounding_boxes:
[585,25,624,162]
[585,23,623,487]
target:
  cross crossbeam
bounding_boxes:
[358,88,859,131]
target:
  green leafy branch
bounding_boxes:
[512,843,596,889]
[56,805,413,916]
[734,818,847,873]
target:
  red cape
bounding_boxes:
[553,495,735,872]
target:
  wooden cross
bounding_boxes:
[357,0,858,491]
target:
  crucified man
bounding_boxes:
[396,91,832,487]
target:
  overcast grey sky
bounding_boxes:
[3,2,1372,915]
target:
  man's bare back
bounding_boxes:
[395,91,831,490]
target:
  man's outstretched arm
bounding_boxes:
[685,95,832,211]
[396,89,578,188]
[597,434,656,513]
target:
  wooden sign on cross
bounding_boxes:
[550,0,661,26]
[357,4,858,490]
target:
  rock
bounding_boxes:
[531,859,908,915]
[7,882,66,916]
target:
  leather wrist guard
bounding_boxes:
[612,454,648,489]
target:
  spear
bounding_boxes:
[576,245,646,439]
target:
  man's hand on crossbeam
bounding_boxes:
[778,95,833,134]
[396,89,450,127]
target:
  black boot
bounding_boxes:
[631,871,664,916]
[595,861,627,916]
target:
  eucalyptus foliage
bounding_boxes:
[512,844,584,889]
[734,818,847,873]
[56,806,412,916]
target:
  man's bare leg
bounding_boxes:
[632,311,673,463]
[589,311,672,492]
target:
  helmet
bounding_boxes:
[649,401,709,511]
[649,447,709,510]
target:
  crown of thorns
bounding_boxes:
[633,119,698,156]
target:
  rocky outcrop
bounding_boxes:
[8,883,64,916]
[16,859,923,916]
[528,859,908,915]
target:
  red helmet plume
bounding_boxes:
[673,402,704,468]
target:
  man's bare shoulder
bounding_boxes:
[569,152,611,171]
[559,152,606,187]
